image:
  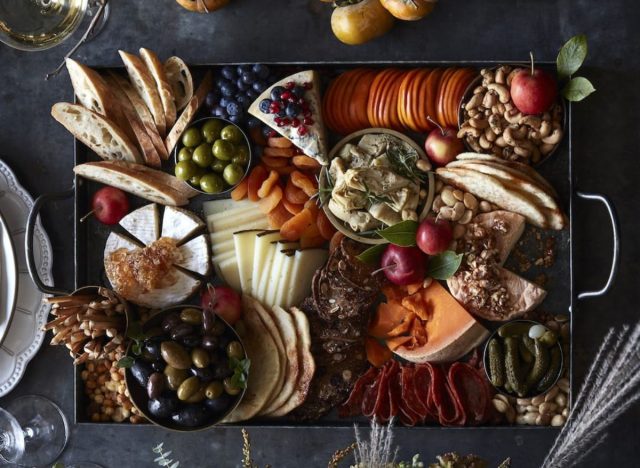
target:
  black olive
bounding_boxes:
[171,404,210,427]
[181,334,202,348]
[217,335,231,350]
[202,308,215,332]
[201,335,219,350]
[190,366,214,383]
[151,360,166,373]
[170,323,194,340]
[204,394,232,415]
[161,314,182,333]
[144,341,161,360]
[130,359,152,387]
[212,361,233,380]
[148,396,178,419]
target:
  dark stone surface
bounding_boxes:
[1,0,639,466]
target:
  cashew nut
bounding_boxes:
[528,129,541,140]
[539,121,552,138]
[473,86,485,95]
[465,93,483,111]
[504,109,523,124]
[467,137,482,152]
[482,92,497,108]
[505,102,514,112]
[481,69,495,84]
[520,115,542,129]
[488,114,503,134]
[484,127,497,142]
[457,125,481,139]
[487,83,510,103]
[506,68,520,86]
[503,126,526,146]
[542,128,563,145]
[479,135,492,149]
[514,145,532,158]
[495,136,508,147]
[469,117,489,129]
[468,108,480,118]
[540,143,556,155]
[495,68,506,84]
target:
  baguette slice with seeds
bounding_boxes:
[119,50,166,137]
[140,48,177,129]
[74,161,187,206]
[164,56,193,111]
[52,103,142,163]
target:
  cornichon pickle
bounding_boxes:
[504,337,527,396]
[536,346,562,392]
[518,339,534,364]
[522,336,536,354]
[498,321,532,338]
[488,339,505,387]
[539,330,559,347]
[526,339,550,389]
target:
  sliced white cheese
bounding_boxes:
[161,206,204,244]
[209,218,269,244]
[212,249,235,266]
[273,250,296,308]
[285,248,328,308]
[217,255,241,292]
[211,237,236,257]
[104,231,143,261]
[250,231,281,299]
[258,241,297,305]
[134,267,201,309]
[208,209,266,233]
[233,230,264,294]
[119,204,159,246]
[203,198,254,217]
[176,234,210,276]
[264,245,298,308]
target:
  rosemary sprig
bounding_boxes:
[386,142,426,184]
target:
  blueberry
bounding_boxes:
[236,78,248,91]
[205,91,219,108]
[221,66,236,80]
[246,89,258,100]
[286,103,301,118]
[241,72,257,85]
[261,126,272,138]
[277,109,287,118]
[258,99,272,113]
[214,105,226,117]
[216,77,231,89]
[252,64,270,79]
[252,81,267,93]
[292,85,305,99]
[237,65,252,76]
[218,109,229,119]
[248,117,260,128]
[228,114,241,124]
[220,97,230,107]
[236,95,250,108]
[221,83,235,97]
[227,101,241,116]
[270,86,286,101]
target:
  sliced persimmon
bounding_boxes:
[259,184,283,214]
[230,178,248,201]
[247,165,268,202]
[280,208,313,241]
[257,170,280,198]
[366,337,392,368]
[349,70,376,131]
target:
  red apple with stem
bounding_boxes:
[375,244,427,286]
[80,186,129,225]
[416,217,452,255]
[510,52,558,115]
[201,284,242,325]
[424,116,465,167]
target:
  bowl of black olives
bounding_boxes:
[173,117,252,197]
[124,305,248,431]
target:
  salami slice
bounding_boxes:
[428,365,462,426]
[388,364,402,422]
[372,361,394,422]
[362,370,382,418]
[339,367,379,418]
[400,366,428,423]
[398,367,421,426]
[412,365,436,422]
[448,362,491,425]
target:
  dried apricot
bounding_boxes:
[273,166,296,176]
[316,209,336,240]
[304,198,319,219]
[230,178,248,201]
[259,184,283,214]
[264,146,296,158]
[292,155,321,171]
[247,165,268,202]
[329,231,345,254]
[261,156,288,168]
[267,137,293,148]
[267,201,293,229]
[291,170,318,197]
[257,170,280,198]
[285,178,309,205]
[283,198,304,215]
[280,208,313,241]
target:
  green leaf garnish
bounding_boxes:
[117,356,135,368]
[229,357,251,390]
[557,34,588,80]
[376,220,418,246]
[356,243,388,264]
[426,250,463,280]
[562,76,596,102]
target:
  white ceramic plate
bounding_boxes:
[0,209,18,346]
[0,159,53,397]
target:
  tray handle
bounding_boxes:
[26,187,75,296]
[576,191,620,300]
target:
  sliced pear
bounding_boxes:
[176,234,210,276]
[161,205,204,244]
[285,248,329,308]
[119,204,159,246]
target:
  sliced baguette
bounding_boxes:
[74,161,187,206]
[140,48,177,129]
[165,71,213,154]
[102,73,161,167]
[119,50,166,137]
[106,72,169,160]
[52,103,142,164]
[65,58,137,145]
[164,56,193,111]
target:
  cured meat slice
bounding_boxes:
[387,364,402,422]
[362,371,382,418]
[428,365,461,426]
[413,364,437,423]
[373,361,396,422]
[398,367,421,426]
[339,367,379,418]
[401,366,429,423]
[448,362,491,425]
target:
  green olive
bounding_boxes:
[182,127,202,148]
[226,340,244,360]
[205,381,224,400]
[220,125,243,144]
[223,163,244,186]
[232,145,250,166]
[178,147,193,162]
[202,120,225,143]
[177,376,201,401]
[189,174,202,187]
[193,143,214,168]
[191,348,211,369]
[223,377,242,396]
[211,159,227,174]
[160,341,191,370]
[180,308,203,325]
[200,173,225,194]
[212,139,234,161]
[164,366,188,391]
[185,385,206,403]
[175,160,197,181]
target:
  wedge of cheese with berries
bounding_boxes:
[248,70,328,165]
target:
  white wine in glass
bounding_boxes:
[0,0,107,51]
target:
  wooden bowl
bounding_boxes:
[319,128,435,245]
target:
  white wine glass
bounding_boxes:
[0,395,69,467]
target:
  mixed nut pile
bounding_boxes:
[458,66,564,164]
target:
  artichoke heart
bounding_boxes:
[347,211,380,232]
[369,202,403,226]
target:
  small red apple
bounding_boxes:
[89,187,129,225]
[201,285,242,325]
[416,217,452,255]
[510,53,558,115]
[424,118,465,167]
[379,244,427,286]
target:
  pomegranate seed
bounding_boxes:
[303,117,314,125]
[281,91,292,101]
[297,125,308,136]
[303,109,312,118]
[285,81,295,90]
[291,118,300,128]
[297,98,305,105]
[282,117,291,126]
[301,102,310,111]
[303,82,312,89]
[268,130,278,138]
[288,97,297,103]
[274,117,282,124]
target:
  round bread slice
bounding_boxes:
[164,56,193,111]
[223,296,282,423]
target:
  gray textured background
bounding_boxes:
[1,0,639,466]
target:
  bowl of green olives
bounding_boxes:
[124,305,248,431]
[483,320,564,399]
[174,117,252,196]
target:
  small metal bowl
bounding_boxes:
[124,305,246,432]
[457,65,567,166]
[482,319,563,399]
[319,128,435,245]
[172,117,253,199]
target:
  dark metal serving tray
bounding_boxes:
[26,61,619,429]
